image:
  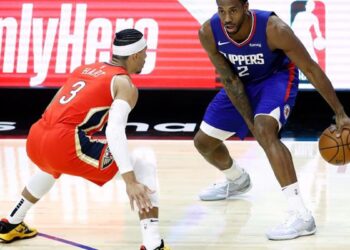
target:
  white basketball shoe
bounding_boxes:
[199,170,252,201]
[266,211,316,240]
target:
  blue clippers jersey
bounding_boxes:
[210,10,293,84]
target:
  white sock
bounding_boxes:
[140,218,161,249]
[6,171,55,225]
[282,182,310,218]
[222,161,243,181]
[6,196,34,224]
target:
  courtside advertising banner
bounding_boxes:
[0,0,349,89]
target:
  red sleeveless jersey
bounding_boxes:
[26,62,128,185]
[42,62,128,134]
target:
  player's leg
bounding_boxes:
[0,121,59,243]
[130,147,170,250]
[0,169,56,242]
[254,115,298,187]
[194,89,251,201]
[194,127,234,170]
[252,67,316,240]
[254,114,316,240]
[69,138,169,249]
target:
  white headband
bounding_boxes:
[112,37,147,56]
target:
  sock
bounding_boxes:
[26,170,56,198]
[140,218,161,249]
[6,196,34,224]
[222,161,243,181]
[282,182,310,218]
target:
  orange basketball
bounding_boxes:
[318,126,350,165]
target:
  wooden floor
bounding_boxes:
[1,139,350,250]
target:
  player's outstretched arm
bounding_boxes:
[199,20,254,131]
[266,15,350,134]
[106,75,153,212]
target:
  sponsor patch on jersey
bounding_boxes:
[100,146,114,170]
[249,43,262,48]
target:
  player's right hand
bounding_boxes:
[125,181,154,213]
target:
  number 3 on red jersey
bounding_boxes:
[59,81,86,104]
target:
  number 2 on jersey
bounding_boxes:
[59,81,86,104]
[237,66,249,77]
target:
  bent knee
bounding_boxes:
[131,147,157,188]
[254,118,279,147]
[194,130,221,155]
[194,131,210,153]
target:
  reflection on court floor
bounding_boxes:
[0,139,349,250]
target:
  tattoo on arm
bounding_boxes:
[198,23,254,130]
[213,55,254,129]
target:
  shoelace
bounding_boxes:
[209,181,231,198]
[281,211,302,228]
[225,182,231,198]
[209,174,247,199]
[210,181,237,198]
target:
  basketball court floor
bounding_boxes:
[1,138,350,250]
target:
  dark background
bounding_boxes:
[0,88,348,140]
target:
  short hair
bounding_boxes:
[112,29,144,60]
[217,0,248,6]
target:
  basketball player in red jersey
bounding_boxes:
[0,29,170,250]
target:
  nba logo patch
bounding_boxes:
[290,1,326,84]
[284,104,291,120]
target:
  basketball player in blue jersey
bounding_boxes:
[194,0,350,240]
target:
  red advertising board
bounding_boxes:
[0,0,217,88]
